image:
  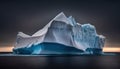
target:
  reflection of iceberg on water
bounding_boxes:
[13,12,105,55]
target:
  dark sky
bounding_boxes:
[0,0,120,47]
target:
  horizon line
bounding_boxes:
[0,46,120,52]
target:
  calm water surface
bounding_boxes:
[0,54,120,69]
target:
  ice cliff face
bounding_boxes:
[13,12,105,54]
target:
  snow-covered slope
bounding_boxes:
[13,12,105,54]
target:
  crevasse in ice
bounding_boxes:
[13,12,105,54]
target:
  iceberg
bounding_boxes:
[13,12,105,55]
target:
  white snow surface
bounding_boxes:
[14,12,105,51]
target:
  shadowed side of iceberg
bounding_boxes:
[13,42,84,55]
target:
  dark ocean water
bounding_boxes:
[0,53,120,69]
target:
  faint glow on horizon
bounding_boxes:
[103,47,120,52]
[0,46,120,52]
[0,46,14,52]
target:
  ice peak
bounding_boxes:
[18,32,30,37]
[68,16,76,26]
[53,12,69,24]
